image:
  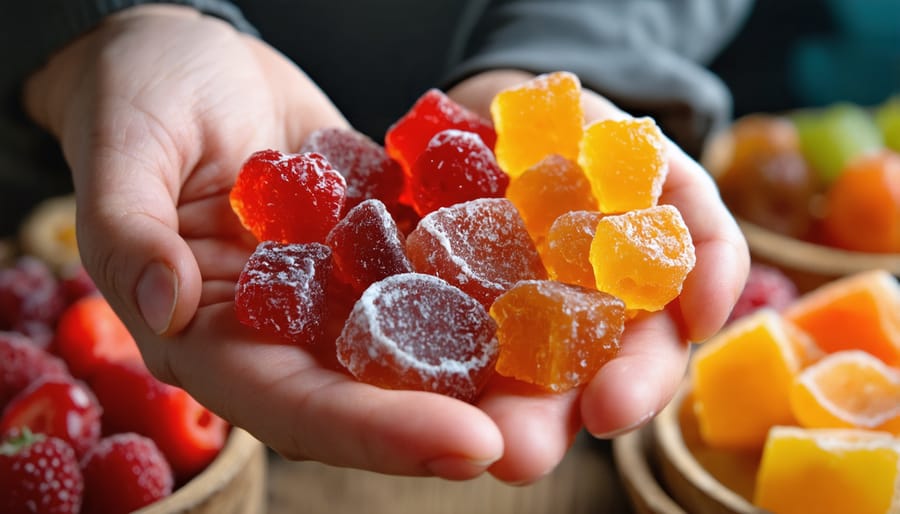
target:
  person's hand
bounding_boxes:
[448,70,750,481]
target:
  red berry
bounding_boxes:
[0,377,102,457]
[53,295,141,379]
[58,263,98,305]
[90,360,228,480]
[727,263,799,323]
[0,332,70,408]
[81,433,174,514]
[0,430,83,514]
[0,257,66,348]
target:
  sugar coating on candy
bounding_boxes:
[325,199,413,294]
[409,129,509,216]
[406,198,547,309]
[489,280,625,392]
[336,273,498,401]
[578,118,668,214]
[229,150,346,243]
[235,241,332,344]
[490,72,584,178]
[301,128,405,213]
[385,89,497,175]
[589,205,695,312]
[543,210,605,289]
[505,154,597,244]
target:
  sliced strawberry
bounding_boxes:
[53,295,141,379]
[0,331,70,408]
[0,377,102,457]
[81,432,174,514]
[0,429,83,514]
[90,360,229,481]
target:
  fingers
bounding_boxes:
[581,311,690,437]
[165,303,504,480]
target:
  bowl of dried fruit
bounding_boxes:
[702,98,900,292]
[640,269,900,514]
[0,196,266,514]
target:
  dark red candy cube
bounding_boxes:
[409,129,509,216]
[229,150,346,243]
[406,198,547,309]
[235,241,333,345]
[325,199,413,294]
[385,89,497,175]
[336,273,498,402]
[301,128,406,213]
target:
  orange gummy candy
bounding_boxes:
[589,204,695,312]
[490,280,625,392]
[505,154,597,245]
[490,72,584,178]
[578,118,668,214]
[543,210,605,289]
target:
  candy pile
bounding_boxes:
[0,257,228,514]
[230,72,696,401]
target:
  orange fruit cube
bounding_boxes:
[753,426,900,514]
[790,350,900,434]
[489,72,584,178]
[543,210,605,289]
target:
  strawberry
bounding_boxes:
[0,257,66,349]
[81,432,174,514]
[0,331,70,408]
[57,263,98,305]
[0,429,83,514]
[53,295,142,379]
[0,377,102,457]
[90,359,229,481]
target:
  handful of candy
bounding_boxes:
[229,72,696,402]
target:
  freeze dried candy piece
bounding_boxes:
[589,205,695,312]
[406,198,547,309]
[409,129,509,216]
[543,210,605,289]
[235,241,332,345]
[579,118,668,214]
[229,150,346,243]
[301,127,405,213]
[490,71,583,178]
[325,199,413,294]
[505,154,597,244]
[336,273,498,402]
[385,89,497,175]
[490,280,625,392]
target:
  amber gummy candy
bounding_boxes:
[336,273,498,402]
[578,117,668,214]
[589,204,695,312]
[235,241,332,345]
[301,127,405,213]
[543,210,605,289]
[385,89,497,175]
[406,198,547,309]
[325,199,413,295]
[490,71,583,178]
[505,154,597,245]
[409,129,509,216]
[229,150,346,243]
[490,280,625,392]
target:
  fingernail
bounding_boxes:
[589,410,656,439]
[425,455,498,480]
[136,261,177,335]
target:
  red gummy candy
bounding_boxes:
[409,129,509,216]
[325,199,413,294]
[336,273,498,402]
[229,150,346,243]
[385,89,497,176]
[406,198,547,309]
[235,241,332,345]
[301,128,405,213]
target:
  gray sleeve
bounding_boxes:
[443,0,754,156]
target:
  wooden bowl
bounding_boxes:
[612,426,686,514]
[137,428,267,514]
[701,128,900,292]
